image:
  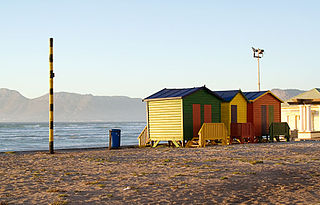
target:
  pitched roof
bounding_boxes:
[214,90,247,102]
[243,91,268,101]
[286,88,320,103]
[243,90,283,103]
[143,86,222,101]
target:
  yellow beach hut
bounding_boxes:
[214,90,248,135]
[142,86,223,147]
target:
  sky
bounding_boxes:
[0,1,319,99]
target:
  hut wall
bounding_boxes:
[247,102,254,124]
[230,93,247,123]
[220,102,230,135]
[147,99,183,141]
[252,93,281,136]
[221,93,247,135]
[183,89,221,141]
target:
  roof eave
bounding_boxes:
[143,96,183,102]
[238,90,249,102]
[249,91,284,103]
[227,90,249,102]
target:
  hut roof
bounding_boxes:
[243,91,283,103]
[214,90,248,102]
[243,91,267,101]
[143,86,223,102]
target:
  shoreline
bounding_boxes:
[0,145,140,154]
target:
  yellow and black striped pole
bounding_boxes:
[49,38,55,154]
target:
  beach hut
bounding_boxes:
[214,90,248,135]
[143,86,223,147]
[243,91,283,139]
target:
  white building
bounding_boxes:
[281,88,320,140]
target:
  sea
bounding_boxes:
[0,122,146,152]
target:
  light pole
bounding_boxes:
[252,47,264,91]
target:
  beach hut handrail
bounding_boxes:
[138,126,149,147]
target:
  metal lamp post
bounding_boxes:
[252,47,264,91]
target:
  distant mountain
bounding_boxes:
[0,88,308,122]
[0,88,146,122]
[271,88,305,101]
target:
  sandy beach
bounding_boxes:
[1,141,320,205]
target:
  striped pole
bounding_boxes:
[49,38,55,154]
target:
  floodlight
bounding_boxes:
[252,47,264,91]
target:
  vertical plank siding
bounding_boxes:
[183,89,221,141]
[148,99,183,141]
[261,105,267,136]
[268,105,274,124]
[221,93,247,135]
[251,93,281,136]
[247,103,254,124]
[230,93,247,123]
[220,102,230,135]
[198,123,228,147]
[192,104,201,137]
[231,105,237,123]
[204,105,212,123]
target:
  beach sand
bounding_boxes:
[1,141,320,204]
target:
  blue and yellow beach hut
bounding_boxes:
[214,90,248,135]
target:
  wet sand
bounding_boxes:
[1,141,320,204]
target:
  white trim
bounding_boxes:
[306,105,311,132]
[299,105,304,131]
[319,106,320,131]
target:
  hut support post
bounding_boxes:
[172,141,180,147]
[152,140,160,147]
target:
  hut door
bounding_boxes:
[193,104,201,137]
[204,105,212,123]
[261,105,267,135]
[268,105,274,125]
[231,105,237,123]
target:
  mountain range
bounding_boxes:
[270,89,305,101]
[0,88,146,122]
[0,88,305,122]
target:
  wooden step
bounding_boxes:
[186,137,200,148]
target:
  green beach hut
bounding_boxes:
[143,86,223,147]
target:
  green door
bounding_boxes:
[261,105,267,135]
[268,105,274,126]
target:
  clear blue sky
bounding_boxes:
[0,1,319,99]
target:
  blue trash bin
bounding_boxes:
[110,129,121,148]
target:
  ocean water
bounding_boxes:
[0,122,146,152]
